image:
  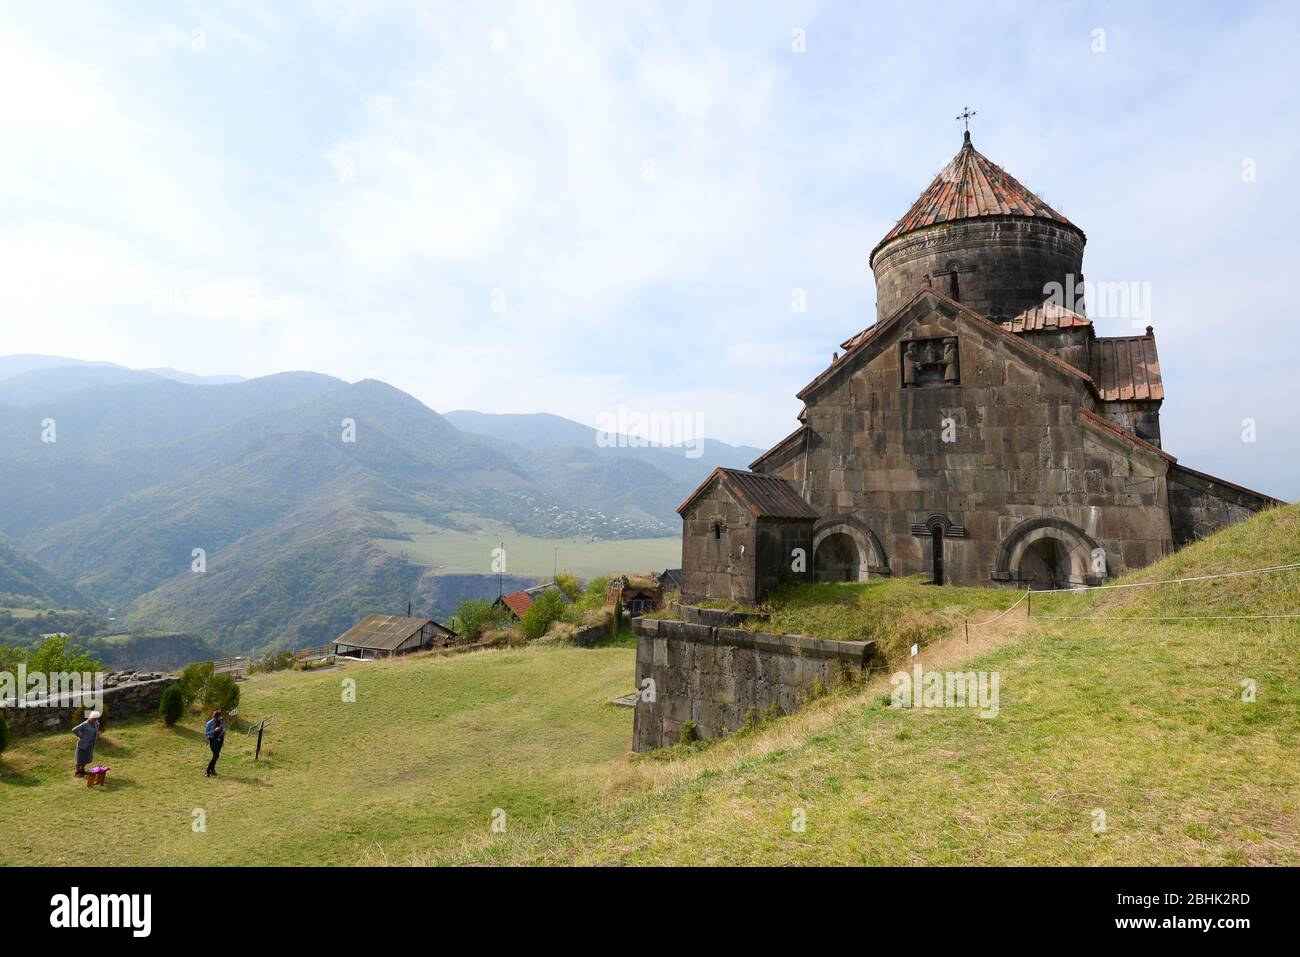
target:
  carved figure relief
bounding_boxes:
[900,336,960,388]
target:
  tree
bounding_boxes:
[26,635,102,675]
[580,576,611,611]
[452,598,511,641]
[178,661,214,711]
[554,572,583,604]
[520,589,569,640]
[159,685,183,727]
[202,674,240,715]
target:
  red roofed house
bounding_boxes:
[493,581,570,620]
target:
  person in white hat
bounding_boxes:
[72,711,101,777]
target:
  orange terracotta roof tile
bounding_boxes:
[1001,299,1092,334]
[498,591,535,618]
[870,133,1077,264]
[1090,332,1163,401]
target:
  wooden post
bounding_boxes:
[1027,586,1032,618]
[964,617,969,644]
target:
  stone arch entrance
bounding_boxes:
[813,532,859,581]
[811,517,889,582]
[993,517,1102,589]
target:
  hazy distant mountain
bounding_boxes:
[0,355,244,403]
[0,361,697,653]
[444,409,764,486]
[0,533,92,610]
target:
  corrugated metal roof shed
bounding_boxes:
[333,615,449,652]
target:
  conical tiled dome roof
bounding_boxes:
[870,132,1076,264]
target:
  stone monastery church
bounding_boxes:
[679,131,1282,604]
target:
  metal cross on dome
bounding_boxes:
[955,106,977,131]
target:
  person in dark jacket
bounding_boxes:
[203,710,225,778]
[71,710,101,777]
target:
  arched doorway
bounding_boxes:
[811,517,889,582]
[1017,536,1071,589]
[813,533,860,582]
[992,517,1102,589]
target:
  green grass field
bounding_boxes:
[0,644,634,865]
[372,512,681,578]
[4,506,1297,866]
[416,504,1300,864]
[1,607,79,619]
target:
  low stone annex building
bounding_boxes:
[680,131,1283,603]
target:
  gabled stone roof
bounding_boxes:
[678,467,818,520]
[799,285,1095,404]
[870,133,1078,264]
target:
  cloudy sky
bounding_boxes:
[2,0,1297,497]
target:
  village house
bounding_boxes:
[493,581,570,620]
[679,130,1283,604]
[332,615,457,659]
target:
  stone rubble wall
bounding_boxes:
[1,673,178,737]
[631,616,874,752]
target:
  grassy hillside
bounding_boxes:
[0,643,635,865]
[420,503,1299,865]
[0,534,91,610]
[6,506,1293,867]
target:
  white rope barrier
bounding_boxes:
[1034,613,1300,622]
[1037,561,1300,594]
[959,561,1300,630]
[968,588,1029,628]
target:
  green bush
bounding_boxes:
[178,661,214,711]
[25,634,102,674]
[159,685,183,726]
[520,589,569,640]
[553,572,583,604]
[452,598,513,641]
[249,650,294,674]
[579,576,611,611]
[202,674,241,715]
[0,710,9,756]
[612,597,624,636]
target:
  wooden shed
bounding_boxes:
[332,615,457,660]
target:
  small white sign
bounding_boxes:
[910,644,918,657]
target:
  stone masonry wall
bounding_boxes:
[1,674,178,737]
[631,616,874,751]
[762,295,1175,586]
[1168,466,1277,547]
[680,482,758,605]
[871,217,1086,324]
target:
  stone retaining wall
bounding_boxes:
[1,674,178,737]
[676,604,770,628]
[631,617,874,752]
